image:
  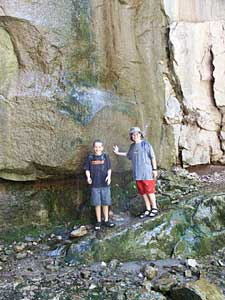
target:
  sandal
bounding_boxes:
[94,222,101,231]
[139,210,151,219]
[149,208,158,218]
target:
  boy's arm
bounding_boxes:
[151,157,158,179]
[85,170,92,184]
[105,169,111,185]
[113,145,127,156]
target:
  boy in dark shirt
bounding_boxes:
[84,139,115,231]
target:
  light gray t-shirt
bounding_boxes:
[127,140,155,180]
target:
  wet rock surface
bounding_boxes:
[0,167,224,299]
[0,231,224,300]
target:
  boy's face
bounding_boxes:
[131,132,142,143]
[93,142,104,155]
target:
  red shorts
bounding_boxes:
[136,180,156,195]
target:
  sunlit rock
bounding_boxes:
[171,278,224,300]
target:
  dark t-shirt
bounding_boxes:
[84,153,111,188]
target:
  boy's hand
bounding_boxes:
[113,145,119,154]
[105,175,111,185]
[87,177,92,184]
[153,170,158,179]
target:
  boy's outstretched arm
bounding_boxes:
[113,145,127,156]
[85,170,92,184]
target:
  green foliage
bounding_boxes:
[0,224,52,244]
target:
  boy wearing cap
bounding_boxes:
[84,139,115,230]
[113,127,158,218]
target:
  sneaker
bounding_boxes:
[104,220,115,228]
[94,222,101,231]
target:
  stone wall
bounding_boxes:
[163,0,225,166]
[0,0,225,180]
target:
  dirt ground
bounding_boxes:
[187,164,225,187]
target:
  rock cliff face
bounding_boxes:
[163,0,225,167]
[0,0,225,180]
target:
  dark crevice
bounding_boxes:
[209,47,216,107]
[161,5,186,167]
[163,25,188,115]
[209,47,224,157]
[178,146,184,168]
[160,2,185,106]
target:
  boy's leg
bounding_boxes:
[102,205,109,222]
[94,205,102,230]
[95,205,101,222]
[142,194,151,211]
[102,205,115,227]
[147,193,158,217]
[100,187,115,227]
[91,188,103,230]
[147,193,157,209]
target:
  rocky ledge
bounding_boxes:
[0,166,224,299]
[0,228,224,300]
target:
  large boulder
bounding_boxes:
[171,278,224,300]
[65,191,225,264]
[1,0,225,180]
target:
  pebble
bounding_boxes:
[16,252,27,260]
[101,261,107,267]
[89,283,97,290]
[186,258,197,268]
[70,226,88,238]
[184,269,192,278]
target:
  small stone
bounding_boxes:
[16,252,27,260]
[154,275,177,292]
[89,283,97,290]
[143,265,158,280]
[172,264,185,273]
[184,269,192,278]
[80,270,91,279]
[4,249,13,255]
[101,261,107,267]
[0,255,8,262]
[186,258,197,268]
[108,259,120,269]
[143,278,152,291]
[56,235,63,241]
[138,272,144,279]
[70,226,88,238]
